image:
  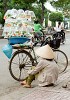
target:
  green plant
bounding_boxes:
[49,12,63,26]
[0,12,3,22]
[0,12,4,25]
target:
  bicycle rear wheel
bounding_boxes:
[53,49,68,73]
[9,50,34,81]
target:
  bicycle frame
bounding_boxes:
[9,43,68,81]
[12,44,38,65]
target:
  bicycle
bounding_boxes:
[31,28,48,46]
[8,37,68,81]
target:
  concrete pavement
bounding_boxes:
[0,30,70,100]
[0,66,70,100]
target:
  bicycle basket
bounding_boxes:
[8,36,30,45]
[49,38,61,49]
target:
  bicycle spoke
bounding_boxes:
[9,50,34,81]
[11,62,19,65]
[53,49,68,73]
[19,69,22,80]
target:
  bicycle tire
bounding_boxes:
[9,49,34,81]
[53,49,68,73]
[61,30,65,44]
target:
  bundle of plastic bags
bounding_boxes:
[3,9,36,38]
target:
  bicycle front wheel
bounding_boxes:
[9,50,34,81]
[53,49,68,73]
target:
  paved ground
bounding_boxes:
[0,66,70,100]
[0,30,70,100]
[20,66,70,100]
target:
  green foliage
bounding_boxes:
[0,12,2,20]
[37,0,47,23]
[38,0,46,3]
[8,0,36,10]
[63,4,70,18]
[12,0,36,4]
[49,12,63,22]
[33,4,42,21]
[0,1,3,11]
[24,0,36,3]
[32,3,48,25]
[51,0,69,8]
[0,12,4,25]
[0,0,50,25]
[51,0,70,18]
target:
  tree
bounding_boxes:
[3,0,8,12]
[0,12,3,22]
[0,0,50,25]
[51,0,70,18]
[37,0,47,23]
[0,12,4,25]
[24,0,36,3]
[10,0,48,24]
[8,0,36,10]
[33,3,49,26]
[49,12,63,26]
[63,4,70,18]
[51,0,70,8]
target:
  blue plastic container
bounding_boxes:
[2,44,13,59]
[8,37,30,45]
